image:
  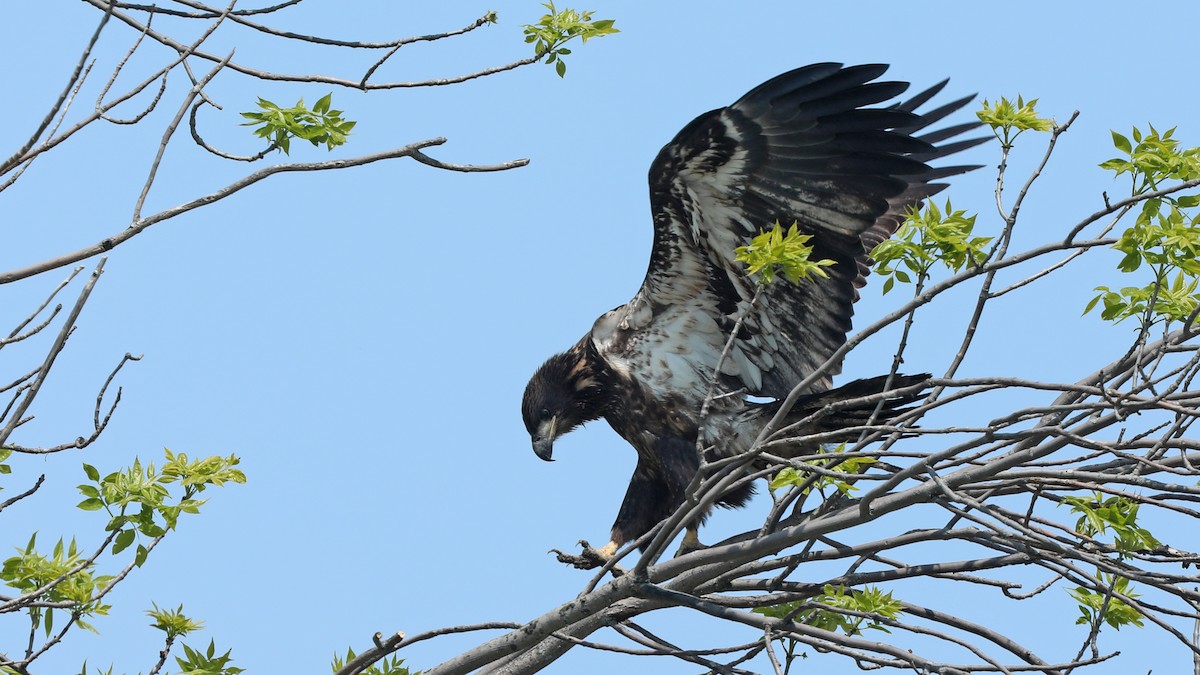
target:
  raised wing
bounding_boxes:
[595,63,985,403]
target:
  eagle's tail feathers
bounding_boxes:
[779,372,929,440]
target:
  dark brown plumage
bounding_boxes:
[521,63,985,557]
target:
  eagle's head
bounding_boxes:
[521,340,611,462]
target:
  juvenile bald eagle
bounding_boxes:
[521,63,983,564]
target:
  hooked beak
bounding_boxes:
[532,416,558,462]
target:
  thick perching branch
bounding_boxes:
[430,349,1200,675]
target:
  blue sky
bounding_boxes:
[4,1,1200,673]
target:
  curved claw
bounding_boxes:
[550,539,623,574]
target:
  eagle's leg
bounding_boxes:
[555,439,701,571]
[674,526,706,558]
[551,539,623,573]
[596,540,619,558]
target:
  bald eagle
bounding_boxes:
[521,63,984,565]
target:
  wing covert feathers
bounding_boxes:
[600,63,986,402]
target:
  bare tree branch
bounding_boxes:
[0,141,527,285]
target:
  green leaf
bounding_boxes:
[766,444,871,497]
[1068,574,1144,630]
[768,467,803,491]
[83,464,100,481]
[76,498,105,511]
[1112,130,1132,154]
[753,584,901,637]
[112,529,135,555]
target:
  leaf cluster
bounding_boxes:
[1,535,113,634]
[240,93,356,155]
[2,450,244,671]
[735,220,837,285]
[976,95,1053,148]
[1087,126,1200,327]
[176,639,244,675]
[331,648,417,675]
[1061,492,1161,556]
[76,451,244,567]
[871,200,988,294]
[1060,494,1152,630]
[522,2,617,77]
[1101,126,1200,193]
[147,602,204,640]
[768,444,875,497]
[754,584,902,637]
[1089,271,1199,325]
[1068,574,1144,630]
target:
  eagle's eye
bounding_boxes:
[539,408,552,421]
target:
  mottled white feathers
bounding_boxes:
[594,63,984,410]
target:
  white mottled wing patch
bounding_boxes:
[593,63,984,410]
